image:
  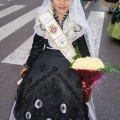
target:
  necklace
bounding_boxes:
[53,8,69,29]
[57,16,64,25]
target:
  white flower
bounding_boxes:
[72,57,105,70]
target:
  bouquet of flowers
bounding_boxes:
[71,57,120,102]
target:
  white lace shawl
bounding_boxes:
[34,14,84,50]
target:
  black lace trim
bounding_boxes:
[43,77,61,98]
[39,63,48,72]
[14,67,58,119]
[65,69,72,78]
[53,8,69,29]
[16,67,58,104]
[24,67,57,101]
[56,73,83,104]
[55,73,85,118]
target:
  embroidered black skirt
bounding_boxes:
[12,48,89,120]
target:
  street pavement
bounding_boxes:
[0,0,120,120]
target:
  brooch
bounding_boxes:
[49,24,57,34]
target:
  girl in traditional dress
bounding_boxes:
[100,0,119,14]
[9,0,98,119]
[107,4,120,40]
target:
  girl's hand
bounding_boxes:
[20,67,28,78]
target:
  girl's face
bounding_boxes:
[51,0,70,15]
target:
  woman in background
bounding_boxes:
[107,4,120,40]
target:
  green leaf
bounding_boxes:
[99,64,120,73]
[73,45,82,61]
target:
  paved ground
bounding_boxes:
[0,0,120,120]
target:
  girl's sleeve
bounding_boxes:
[25,34,45,67]
[77,35,90,57]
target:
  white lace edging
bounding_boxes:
[34,16,84,50]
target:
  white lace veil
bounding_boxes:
[36,0,97,57]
